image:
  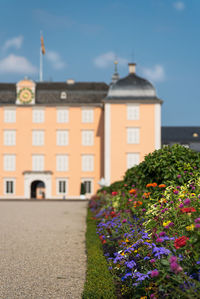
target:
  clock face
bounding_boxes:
[18,87,33,103]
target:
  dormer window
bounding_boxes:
[60,91,67,99]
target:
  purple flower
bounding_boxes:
[169,256,177,263]
[159,231,166,237]
[195,224,200,229]
[151,270,159,278]
[126,260,136,269]
[170,262,183,274]
[122,219,127,223]
[177,174,181,178]
[150,294,157,299]
[184,198,191,206]
[150,258,156,263]
[179,203,184,208]
[195,218,200,223]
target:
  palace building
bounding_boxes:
[0,63,162,199]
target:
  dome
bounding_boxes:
[107,63,157,99]
[108,73,156,98]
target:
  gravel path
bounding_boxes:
[0,201,88,299]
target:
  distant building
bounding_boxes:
[162,127,200,151]
[0,63,162,199]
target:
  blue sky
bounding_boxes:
[0,0,199,126]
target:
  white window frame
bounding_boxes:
[4,155,16,171]
[32,130,44,146]
[127,104,139,120]
[4,178,15,195]
[82,155,94,172]
[56,178,68,195]
[82,178,93,195]
[127,153,140,169]
[127,127,140,144]
[56,155,69,171]
[57,108,69,123]
[4,130,16,146]
[32,108,45,123]
[4,108,16,123]
[56,130,69,146]
[82,130,94,146]
[32,155,44,171]
[60,92,67,100]
[82,107,94,123]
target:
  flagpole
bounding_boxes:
[40,31,43,82]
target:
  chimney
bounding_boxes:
[128,63,136,74]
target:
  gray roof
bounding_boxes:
[105,73,162,103]
[0,82,108,106]
[162,127,200,143]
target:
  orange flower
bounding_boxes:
[133,200,143,207]
[129,188,136,194]
[143,192,151,198]
[152,182,157,187]
[146,183,153,188]
[158,184,166,188]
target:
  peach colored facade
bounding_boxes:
[0,66,162,199]
[0,105,104,199]
[109,103,156,183]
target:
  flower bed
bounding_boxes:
[89,146,200,298]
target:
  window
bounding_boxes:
[4,130,16,146]
[4,155,16,171]
[82,155,94,172]
[57,179,68,195]
[56,130,69,146]
[127,128,140,144]
[82,130,94,146]
[127,104,139,120]
[57,108,69,123]
[32,130,44,146]
[56,155,69,171]
[60,92,67,99]
[127,153,140,169]
[82,179,93,194]
[4,179,15,194]
[32,155,44,171]
[82,108,94,123]
[32,108,44,123]
[4,108,16,123]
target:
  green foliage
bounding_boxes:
[124,144,200,189]
[100,180,125,193]
[82,208,116,299]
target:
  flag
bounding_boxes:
[41,35,45,55]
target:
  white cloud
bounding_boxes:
[2,35,23,51]
[0,54,37,74]
[173,1,185,11]
[140,65,165,83]
[46,50,65,70]
[94,51,128,68]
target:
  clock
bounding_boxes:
[18,87,33,104]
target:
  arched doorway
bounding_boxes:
[31,180,45,199]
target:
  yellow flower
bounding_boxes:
[121,252,125,256]
[191,193,196,196]
[140,297,147,299]
[134,250,138,253]
[163,220,171,227]
[186,224,195,231]
[125,238,130,243]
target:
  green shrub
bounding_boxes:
[82,208,116,299]
[124,144,200,189]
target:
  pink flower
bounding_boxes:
[122,219,127,223]
[195,224,200,229]
[179,203,184,208]
[156,237,163,243]
[150,259,156,263]
[170,262,183,274]
[195,218,200,223]
[184,198,191,206]
[169,256,177,263]
[151,270,159,278]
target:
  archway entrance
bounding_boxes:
[31,180,45,199]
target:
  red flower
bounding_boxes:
[174,236,189,249]
[181,207,196,213]
[110,211,117,218]
[111,191,118,196]
[129,189,136,194]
